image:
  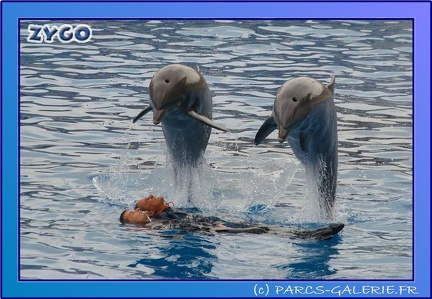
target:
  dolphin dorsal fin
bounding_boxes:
[327,74,336,95]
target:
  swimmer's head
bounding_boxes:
[119,208,151,224]
[135,195,169,216]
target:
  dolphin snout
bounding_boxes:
[278,127,289,143]
[152,109,165,125]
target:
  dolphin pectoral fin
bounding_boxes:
[254,117,277,145]
[327,74,336,95]
[187,110,228,132]
[133,106,153,123]
[299,132,311,153]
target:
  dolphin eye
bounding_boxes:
[165,79,170,83]
[292,97,297,102]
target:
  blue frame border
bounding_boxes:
[1,1,430,298]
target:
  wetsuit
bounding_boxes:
[153,207,227,233]
[151,207,344,239]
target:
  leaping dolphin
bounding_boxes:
[133,64,227,168]
[255,75,338,218]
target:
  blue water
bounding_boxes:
[19,20,412,279]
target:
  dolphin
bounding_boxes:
[133,64,227,168]
[255,75,337,218]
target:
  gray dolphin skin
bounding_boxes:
[254,75,338,218]
[133,64,227,167]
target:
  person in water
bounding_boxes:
[119,195,344,240]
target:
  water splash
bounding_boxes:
[288,157,345,224]
[160,159,222,210]
[92,125,338,225]
[92,151,146,207]
[92,127,148,207]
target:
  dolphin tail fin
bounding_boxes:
[254,116,277,145]
[133,106,153,123]
[327,74,336,95]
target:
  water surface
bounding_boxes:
[20,20,412,279]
